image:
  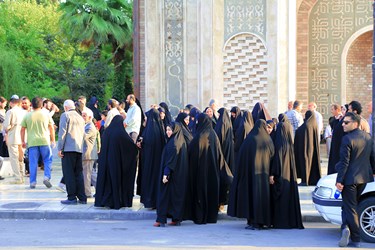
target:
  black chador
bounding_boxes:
[140,108,166,208]
[184,113,232,224]
[156,123,189,225]
[94,115,138,209]
[227,119,275,229]
[234,111,254,159]
[252,102,271,123]
[270,121,304,229]
[294,110,321,186]
[214,108,235,205]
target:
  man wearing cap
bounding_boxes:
[3,95,27,184]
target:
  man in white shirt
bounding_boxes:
[3,95,27,184]
[308,102,324,136]
[124,94,142,143]
[104,99,120,128]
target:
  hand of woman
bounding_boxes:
[269,176,275,185]
[162,175,169,184]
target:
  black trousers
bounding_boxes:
[0,134,8,157]
[341,183,365,242]
[61,152,86,201]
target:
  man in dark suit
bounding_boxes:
[335,112,375,248]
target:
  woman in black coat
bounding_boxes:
[270,121,304,229]
[140,108,166,208]
[154,123,189,227]
[228,119,275,230]
[294,110,321,186]
[184,113,232,224]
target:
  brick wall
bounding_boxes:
[346,31,373,120]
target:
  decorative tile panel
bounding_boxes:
[224,0,266,42]
[223,34,268,110]
[309,0,372,117]
[164,0,184,115]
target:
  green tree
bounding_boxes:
[59,0,133,101]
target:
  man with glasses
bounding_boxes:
[335,112,375,248]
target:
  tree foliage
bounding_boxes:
[0,0,116,107]
[59,0,133,102]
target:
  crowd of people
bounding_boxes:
[0,94,374,246]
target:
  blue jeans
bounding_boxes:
[29,145,52,184]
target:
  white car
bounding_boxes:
[312,174,375,243]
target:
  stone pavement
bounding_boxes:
[0,147,328,222]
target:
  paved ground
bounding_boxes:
[0,220,373,249]
[0,146,329,221]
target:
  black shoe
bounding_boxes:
[245,224,260,230]
[348,241,360,248]
[78,200,87,204]
[298,182,307,186]
[0,176,4,180]
[60,199,77,205]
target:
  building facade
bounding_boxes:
[133,0,373,120]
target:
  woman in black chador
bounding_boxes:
[140,108,166,208]
[175,112,193,145]
[214,108,235,206]
[270,121,304,229]
[184,113,232,224]
[294,110,321,186]
[94,115,138,209]
[154,123,189,227]
[227,119,274,230]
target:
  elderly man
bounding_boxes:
[308,102,324,137]
[335,112,375,248]
[82,108,99,198]
[124,94,142,143]
[58,100,86,205]
[4,95,27,184]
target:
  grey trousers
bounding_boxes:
[82,160,95,197]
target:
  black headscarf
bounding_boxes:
[88,96,101,121]
[227,119,274,228]
[294,110,321,185]
[270,122,304,229]
[156,123,189,223]
[188,107,201,135]
[140,108,166,208]
[95,115,138,209]
[159,102,173,125]
[230,106,243,136]
[252,102,271,123]
[278,113,290,123]
[234,110,254,153]
[175,112,193,145]
[184,113,232,224]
